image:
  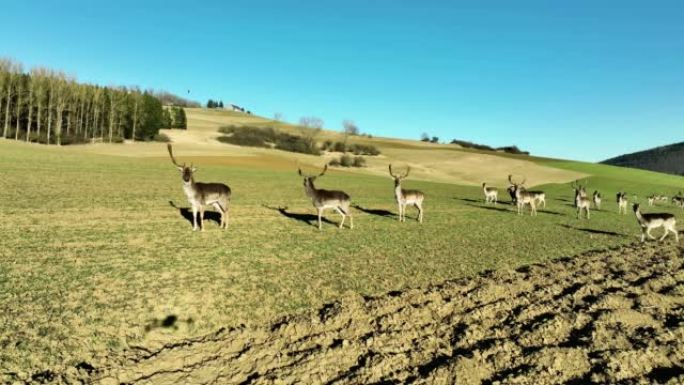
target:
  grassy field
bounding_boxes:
[1,119,684,379]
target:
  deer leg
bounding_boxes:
[659,228,669,241]
[586,208,590,219]
[349,210,353,229]
[415,203,423,223]
[192,205,199,231]
[335,207,346,228]
[398,203,403,222]
[199,206,205,231]
[647,228,656,240]
[212,203,223,229]
[317,208,323,230]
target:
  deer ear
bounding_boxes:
[191,166,198,172]
[176,165,184,171]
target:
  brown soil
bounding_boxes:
[39,242,684,384]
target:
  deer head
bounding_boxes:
[168,144,197,183]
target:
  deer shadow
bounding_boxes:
[465,203,512,213]
[539,209,564,216]
[560,224,626,237]
[352,204,397,218]
[262,205,336,227]
[454,197,480,203]
[169,201,221,229]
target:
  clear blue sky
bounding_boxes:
[1,0,682,161]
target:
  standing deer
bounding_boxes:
[482,183,498,205]
[509,175,537,216]
[168,144,231,231]
[571,180,588,208]
[633,203,678,242]
[673,194,684,210]
[389,164,425,223]
[299,165,353,230]
[576,193,591,219]
[617,192,629,214]
[592,190,602,210]
[508,175,544,212]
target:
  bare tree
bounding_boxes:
[2,59,22,138]
[299,116,324,129]
[342,119,359,136]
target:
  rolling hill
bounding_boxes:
[601,141,684,176]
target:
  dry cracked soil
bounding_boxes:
[28,242,684,384]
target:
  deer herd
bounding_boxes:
[167,144,681,243]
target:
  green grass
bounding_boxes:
[0,140,683,377]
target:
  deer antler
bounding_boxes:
[403,166,411,178]
[389,164,397,178]
[318,164,328,177]
[167,144,184,169]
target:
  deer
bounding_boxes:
[647,195,656,207]
[592,190,602,210]
[617,192,629,214]
[299,165,353,230]
[633,203,678,243]
[389,164,425,223]
[672,194,684,210]
[482,183,498,205]
[508,175,537,216]
[571,180,588,208]
[576,193,592,219]
[167,144,231,231]
[508,175,544,212]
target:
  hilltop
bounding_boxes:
[602,141,684,176]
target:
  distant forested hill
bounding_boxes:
[601,141,684,176]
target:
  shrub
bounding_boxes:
[218,125,320,155]
[59,133,89,145]
[450,139,495,151]
[328,158,341,167]
[339,154,353,167]
[321,140,334,151]
[348,143,380,156]
[153,133,171,142]
[497,146,530,155]
[332,141,347,153]
[352,156,366,167]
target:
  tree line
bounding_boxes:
[0,57,179,145]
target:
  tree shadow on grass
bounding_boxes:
[560,223,626,237]
[169,201,221,229]
[262,205,335,227]
[352,204,397,218]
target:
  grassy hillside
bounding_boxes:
[78,107,588,187]
[602,141,684,176]
[1,138,683,379]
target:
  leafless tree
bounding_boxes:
[342,119,359,136]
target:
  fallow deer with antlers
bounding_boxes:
[299,165,353,230]
[389,164,425,223]
[167,144,231,231]
[508,175,538,216]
